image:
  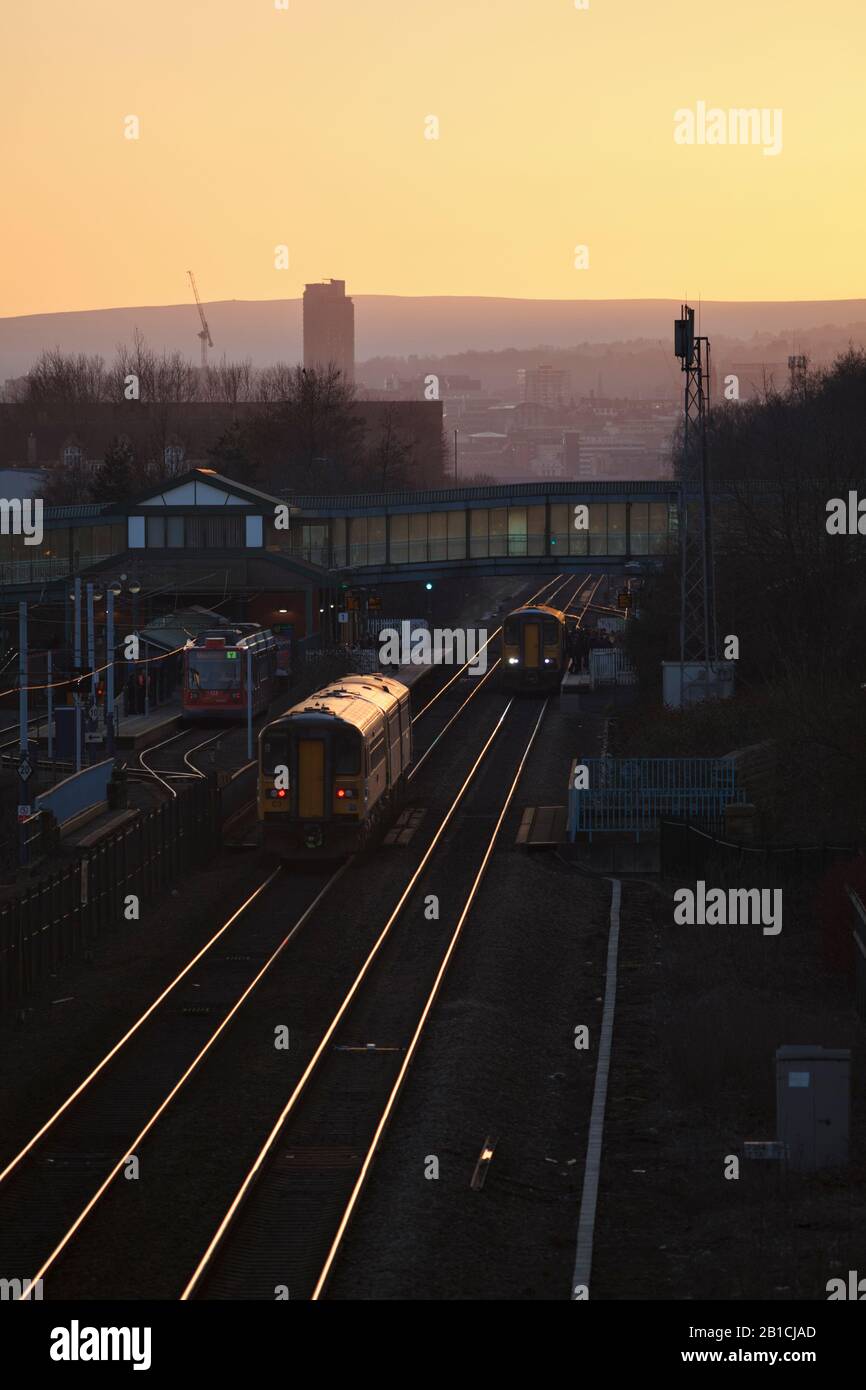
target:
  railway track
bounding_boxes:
[0,570,597,1300]
[183,695,549,1300]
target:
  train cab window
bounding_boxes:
[504,619,518,643]
[262,733,288,774]
[334,730,361,776]
[543,619,559,643]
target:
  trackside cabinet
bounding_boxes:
[776,1045,850,1171]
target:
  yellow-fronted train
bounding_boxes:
[258,673,412,859]
[501,604,571,692]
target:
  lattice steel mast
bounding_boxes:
[675,305,717,685]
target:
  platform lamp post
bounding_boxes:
[84,582,109,764]
[246,645,254,762]
[71,577,83,772]
[107,575,141,753]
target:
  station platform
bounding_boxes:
[115,703,183,750]
[559,671,592,714]
[64,806,141,850]
[390,663,435,689]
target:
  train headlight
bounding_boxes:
[508,657,519,665]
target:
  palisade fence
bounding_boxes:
[568,757,747,842]
[0,778,219,1012]
[660,819,857,880]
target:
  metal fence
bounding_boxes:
[0,778,218,1011]
[662,819,857,880]
[588,648,637,688]
[568,757,746,841]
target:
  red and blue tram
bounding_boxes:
[182,626,279,720]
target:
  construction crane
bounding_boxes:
[187,270,213,369]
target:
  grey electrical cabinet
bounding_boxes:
[776,1045,850,1171]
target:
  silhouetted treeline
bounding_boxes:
[6,340,444,502]
[629,350,866,833]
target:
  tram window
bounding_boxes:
[334,731,361,775]
[369,732,386,768]
[188,651,241,690]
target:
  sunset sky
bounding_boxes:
[1,0,864,317]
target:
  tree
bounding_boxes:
[366,405,414,489]
[208,420,257,482]
[90,435,136,501]
[251,364,365,493]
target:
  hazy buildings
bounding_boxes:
[303,279,355,383]
[517,364,568,406]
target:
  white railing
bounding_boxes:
[589,647,637,688]
[0,555,115,587]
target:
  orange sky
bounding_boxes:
[1,0,864,316]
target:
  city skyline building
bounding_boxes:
[303,279,355,384]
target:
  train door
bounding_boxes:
[523,621,541,669]
[297,739,326,818]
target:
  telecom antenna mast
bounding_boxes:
[187,270,213,369]
[674,304,717,696]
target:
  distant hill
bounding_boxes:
[2,296,865,391]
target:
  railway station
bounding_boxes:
[2,286,862,1339]
[1,35,863,1338]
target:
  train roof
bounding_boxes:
[506,604,567,621]
[185,626,276,653]
[267,673,410,737]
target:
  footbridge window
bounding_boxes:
[629,502,674,555]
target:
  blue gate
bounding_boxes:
[567,757,746,841]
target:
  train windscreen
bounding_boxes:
[188,650,242,690]
[334,730,361,775]
[261,730,289,774]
